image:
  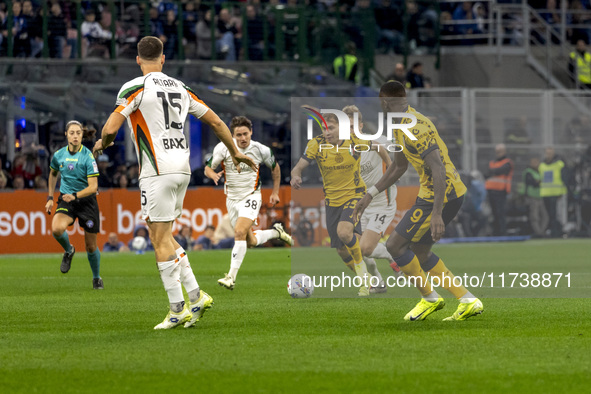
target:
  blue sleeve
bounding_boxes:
[50,153,60,171]
[86,152,99,177]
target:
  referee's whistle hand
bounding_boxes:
[45,201,53,215]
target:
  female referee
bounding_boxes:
[45,120,104,289]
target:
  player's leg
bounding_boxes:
[386,202,444,321]
[83,232,103,289]
[171,235,200,301]
[358,208,386,292]
[141,175,191,329]
[171,230,212,328]
[52,212,75,273]
[413,196,483,321]
[252,224,294,246]
[172,174,212,327]
[359,229,383,284]
[358,230,385,290]
[361,206,402,276]
[336,247,355,271]
[220,194,266,289]
[337,220,371,295]
[223,216,253,287]
[168,176,201,303]
[77,196,102,288]
[149,220,192,329]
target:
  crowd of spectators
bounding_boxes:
[0,0,445,60]
[1,1,590,61]
[385,61,432,88]
[439,1,591,47]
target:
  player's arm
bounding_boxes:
[204,145,225,185]
[45,168,59,214]
[270,163,281,206]
[200,110,256,172]
[375,149,408,193]
[98,112,126,152]
[204,165,223,185]
[290,158,310,190]
[423,149,446,242]
[376,144,392,167]
[353,152,407,222]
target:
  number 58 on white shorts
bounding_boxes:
[227,194,262,227]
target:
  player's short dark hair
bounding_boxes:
[137,36,163,61]
[230,116,252,134]
[205,225,215,231]
[380,81,406,98]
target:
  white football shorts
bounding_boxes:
[360,203,397,235]
[139,173,190,222]
[227,193,262,227]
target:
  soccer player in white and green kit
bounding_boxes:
[45,120,103,289]
[96,36,255,329]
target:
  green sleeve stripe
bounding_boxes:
[205,156,213,168]
[49,165,58,171]
[119,84,144,99]
[87,173,100,178]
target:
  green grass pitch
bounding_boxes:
[0,240,590,393]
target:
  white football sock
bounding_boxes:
[363,257,383,283]
[157,258,184,310]
[254,229,279,246]
[459,291,477,304]
[370,242,394,260]
[423,290,440,303]
[228,240,247,280]
[176,247,200,302]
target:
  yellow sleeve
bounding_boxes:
[303,138,319,162]
[409,125,439,159]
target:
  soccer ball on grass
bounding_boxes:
[287,274,314,298]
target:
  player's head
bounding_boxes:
[65,120,83,149]
[137,36,164,69]
[379,81,408,112]
[529,157,540,169]
[342,105,363,134]
[322,113,339,144]
[495,143,506,158]
[230,116,253,149]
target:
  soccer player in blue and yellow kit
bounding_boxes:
[354,81,483,321]
[45,120,104,289]
[291,113,372,295]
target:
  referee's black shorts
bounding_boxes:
[55,194,100,234]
